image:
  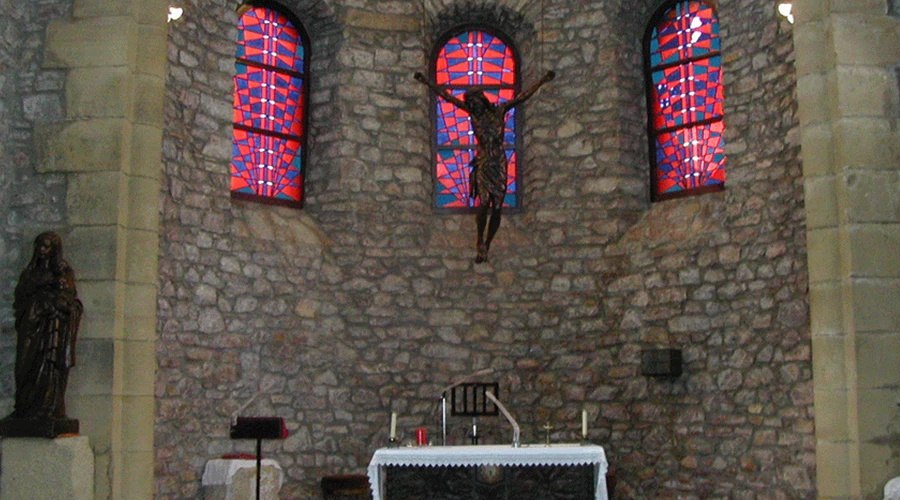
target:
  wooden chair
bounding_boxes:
[321,474,371,499]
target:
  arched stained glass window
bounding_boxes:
[431,29,520,211]
[645,0,725,201]
[232,2,309,208]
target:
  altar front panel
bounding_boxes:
[384,463,595,500]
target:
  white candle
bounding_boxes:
[390,412,397,440]
[582,410,588,438]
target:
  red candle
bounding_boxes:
[416,427,427,446]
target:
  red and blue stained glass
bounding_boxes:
[648,0,719,67]
[648,0,725,198]
[234,64,304,136]
[434,31,518,210]
[436,149,518,209]
[232,6,307,205]
[436,89,516,147]
[435,31,515,86]
[654,121,725,194]
[650,56,723,130]
[236,7,305,72]
[232,129,303,201]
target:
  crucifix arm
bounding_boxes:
[503,70,556,111]
[414,72,468,110]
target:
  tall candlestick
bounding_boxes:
[390,412,397,440]
[582,409,588,438]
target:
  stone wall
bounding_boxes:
[156,0,812,498]
[0,0,73,416]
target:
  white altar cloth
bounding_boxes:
[202,458,283,487]
[367,444,608,500]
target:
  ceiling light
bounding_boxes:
[168,6,184,23]
[777,3,794,23]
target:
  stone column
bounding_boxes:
[37,0,168,497]
[793,0,900,498]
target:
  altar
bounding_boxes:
[367,444,608,500]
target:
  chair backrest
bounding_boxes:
[450,382,500,417]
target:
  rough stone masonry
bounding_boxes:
[0,0,812,498]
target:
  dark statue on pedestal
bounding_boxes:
[414,70,555,263]
[1,231,82,438]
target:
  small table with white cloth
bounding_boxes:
[201,458,283,500]
[367,444,608,500]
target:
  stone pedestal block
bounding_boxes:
[202,458,283,500]
[0,436,94,500]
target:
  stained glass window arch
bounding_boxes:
[429,26,521,211]
[644,0,726,201]
[232,1,309,208]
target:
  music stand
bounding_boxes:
[229,417,287,500]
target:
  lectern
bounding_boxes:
[229,417,287,500]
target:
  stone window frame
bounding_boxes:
[643,0,727,202]
[232,0,311,209]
